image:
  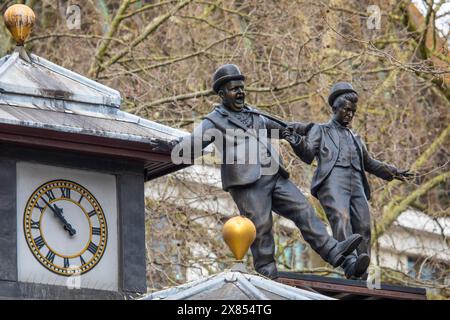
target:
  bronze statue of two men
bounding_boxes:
[172,64,412,280]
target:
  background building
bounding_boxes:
[146,164,450,298]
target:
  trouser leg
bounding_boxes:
[317,168,353,242]
[317,167,357,268]
[271,175,338,262]
[350,170,372,257]
[229,175,277,277]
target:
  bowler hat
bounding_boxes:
[328,82,358,107]
[212,64,245,93]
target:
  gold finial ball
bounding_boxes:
[4,4,36,46]
[222,216,256,261]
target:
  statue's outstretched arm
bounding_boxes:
[288,124,321,165]
[171,119,216,163]
[361,140,411,181]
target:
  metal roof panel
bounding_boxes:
[0,49,121,108]
[0,104,186,143]
[0,48,189,147]
[139,268,334,300]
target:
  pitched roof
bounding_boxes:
[140,265,334,300]
[0,47,188,145]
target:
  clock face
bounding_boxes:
[23,179,108,276]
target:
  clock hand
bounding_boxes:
[53,204,77,237]
[41,197,77,236]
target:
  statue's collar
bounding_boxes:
[331,119,349,130]
[214,104,252,116]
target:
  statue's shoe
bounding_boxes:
[327,234,363,268]
[345,253,370,279]
[256,262,279,280]
[360,271,369,281]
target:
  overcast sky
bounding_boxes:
[412,0,449,38]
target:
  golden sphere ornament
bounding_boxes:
[4,4,36,46]
[222,216,256,261]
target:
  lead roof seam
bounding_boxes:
[234,273,269,300]
[247,275,334,300]
[0,52,120,108]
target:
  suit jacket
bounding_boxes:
[292,120,399,200]
[175,104,291,191]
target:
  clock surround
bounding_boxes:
[0,144,147,299]
[0,4,184,297]
[17,162,119,291]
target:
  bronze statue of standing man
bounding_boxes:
[286,82,413,279]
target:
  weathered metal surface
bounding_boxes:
[0,49,188,147]
[0,50,121,107]
[0,104,182,144]
[140,269,335,300]
[277,273,427,300]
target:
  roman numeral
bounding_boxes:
[80,255,86,265]
[88,210,96,217]
[45,250,56,263]
[60,188,71,199]
[34,236,45,250]
[87,242,98,255]
[35,202,45,212]
[92,227,101,236]
[44,190,56,201]
[64,258,70,268]
[78,194,84,204]
[30,220,40,229]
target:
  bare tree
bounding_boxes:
[5,0,448,297]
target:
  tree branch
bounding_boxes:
[88,0,134,78]
[127,54,359,113]
[99,33,246,79]
[373,170,450,243]
[120,1,175,20]
[128,89,213,114]
[97,0,193,75]
[378,123,450,203]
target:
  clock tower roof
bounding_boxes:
[0,47,122,110]
[0,46,187,139]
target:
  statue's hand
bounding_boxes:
[394,169,418,182]
[282,129,301,145]
[286,122,315,136]
[149,138,180,153]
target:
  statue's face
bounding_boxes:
[334,100,357,127]
[219,80,245,111]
